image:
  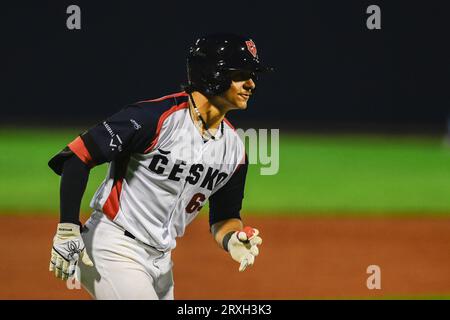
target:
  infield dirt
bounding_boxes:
[1,214,449,299]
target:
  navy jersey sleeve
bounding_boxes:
[48,104,158,175]
[78,104,155,163]
[209,156,248,227]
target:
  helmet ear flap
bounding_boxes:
[206,70,232,96]
[188,59,231,96]
[200,79,229,96]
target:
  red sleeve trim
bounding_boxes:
[144,101,189,153]
[68,136,95,167]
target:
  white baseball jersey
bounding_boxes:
[49,92,247,252]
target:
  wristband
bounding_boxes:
[222,231,235,252]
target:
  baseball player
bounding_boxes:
[48,33,272,299]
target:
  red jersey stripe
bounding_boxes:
[138,91,188,103]
[102,178,123,220]
[223,118,236,131]
[144,101,189,153]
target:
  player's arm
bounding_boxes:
[47,104,154,280]
[209,156,262,272]
[59,152,91,225]
[47,153,94,280]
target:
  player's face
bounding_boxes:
[213,71,257,111]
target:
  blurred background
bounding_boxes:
[1,0,450,299]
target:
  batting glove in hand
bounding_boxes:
[227,226,262,272]
[49,223,93,280]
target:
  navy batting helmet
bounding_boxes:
[185,33,273,96]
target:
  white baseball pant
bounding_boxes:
[78,211,174,300]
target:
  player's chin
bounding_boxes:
[233,100,249,110]
[235,102,248,110]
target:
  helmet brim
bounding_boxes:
[255,65,275,73]
[225,63,274,73]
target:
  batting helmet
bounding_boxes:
[185,33,273,96]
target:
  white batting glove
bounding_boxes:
[49,223,94,280]
[227,226,262,272]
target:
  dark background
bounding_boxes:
[2,1,449,132]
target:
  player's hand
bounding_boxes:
[227,226,262,272]
[49,223,94,280]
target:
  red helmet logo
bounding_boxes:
[245,40,257,58]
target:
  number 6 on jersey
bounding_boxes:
[185,193,206,214]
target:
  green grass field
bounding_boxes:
[1,128,450,215]
[2,128,449,300]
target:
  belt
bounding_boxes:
[124,230,136,239]
[123,230,165,255]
